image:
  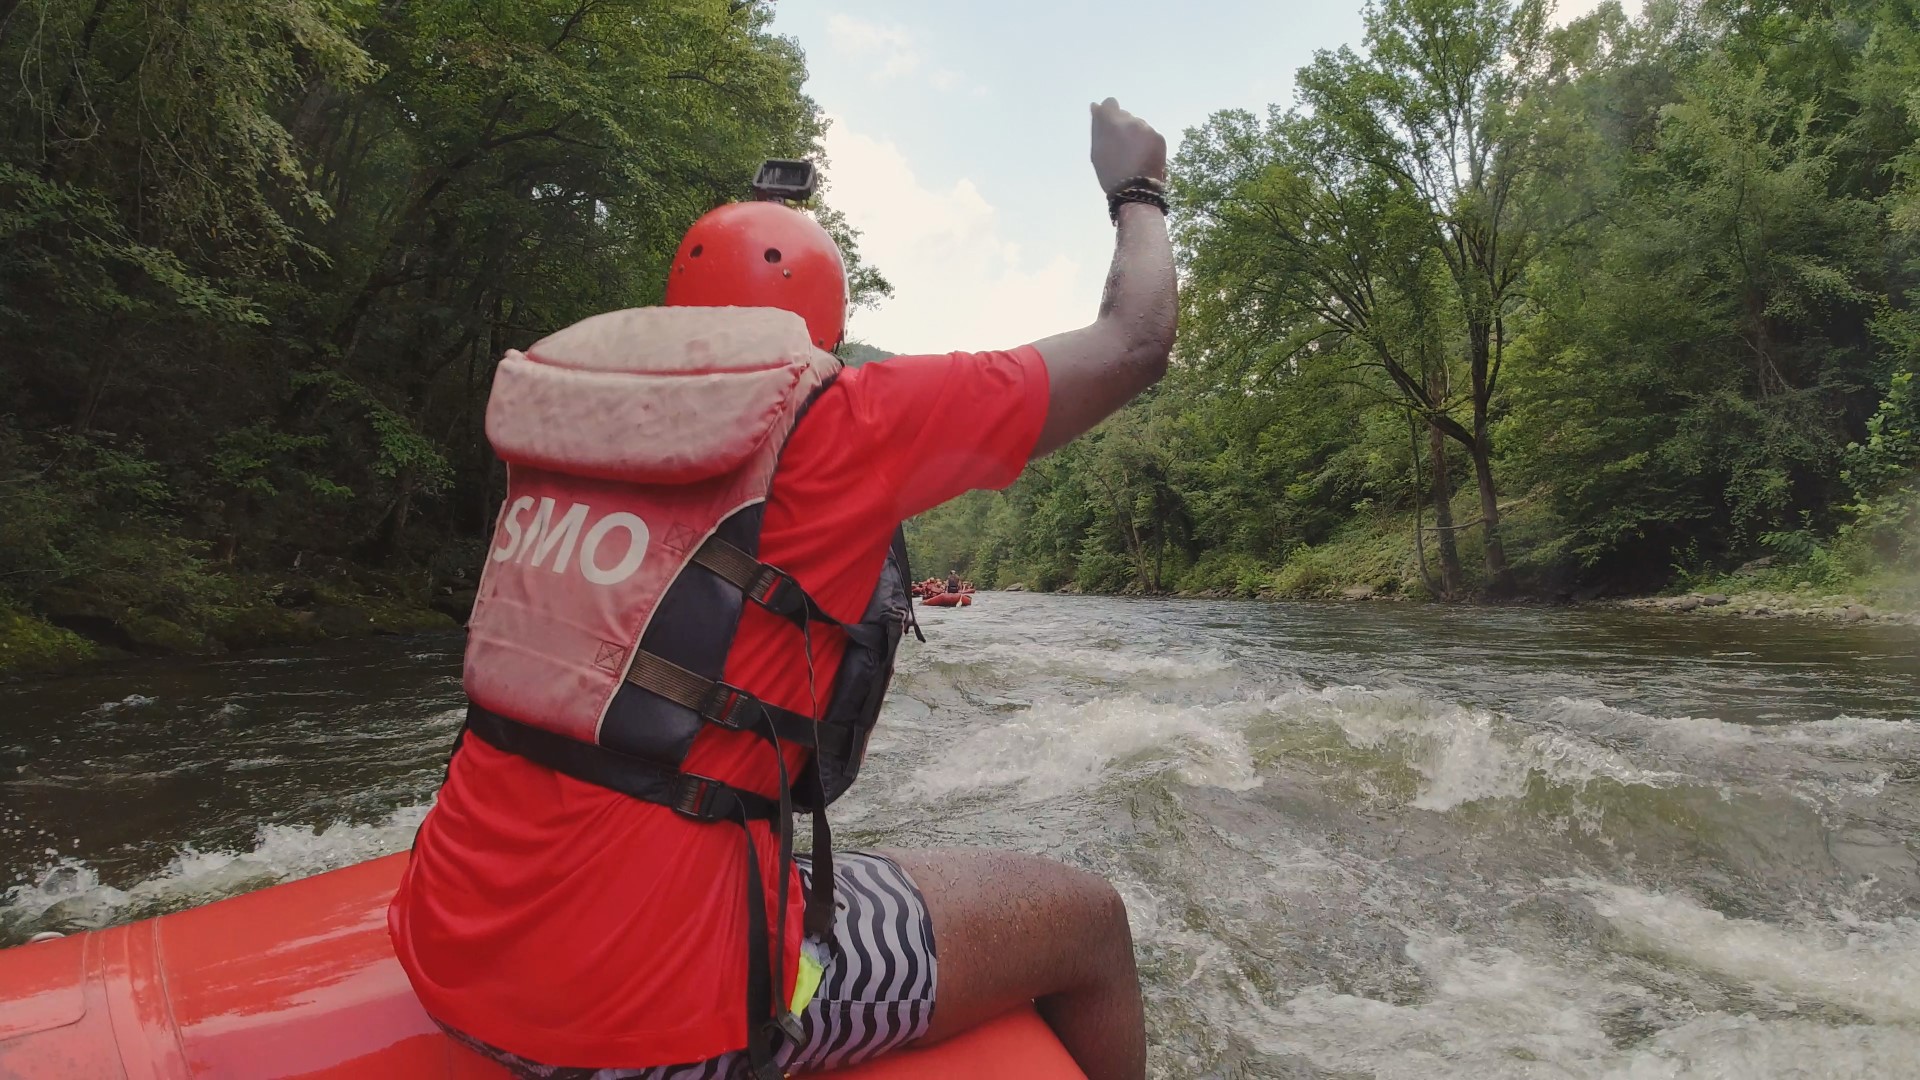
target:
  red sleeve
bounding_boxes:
[837,345,1051,520]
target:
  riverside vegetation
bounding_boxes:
[0,0,886,673]
[6,0,1919,676]
[909,0,1920,622]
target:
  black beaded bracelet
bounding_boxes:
[1108,175,1168,223]
[1108,186,1169,224]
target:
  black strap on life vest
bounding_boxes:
[675,533,860,948]
[460,534,864,1080]
[692,536,843,630]
[464,702,796,1079]
[623,650,850,757]
[465,707,780,822]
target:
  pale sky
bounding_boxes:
[769,0,1637,355]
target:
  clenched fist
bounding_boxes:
[1090,98,1167,196]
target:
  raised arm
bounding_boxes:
[1030,99,1178,456]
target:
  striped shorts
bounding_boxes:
[440,851,940,1079]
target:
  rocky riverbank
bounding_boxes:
[1605,589,1920,627]
[0,575,473,679]
[1017,577,1920,630]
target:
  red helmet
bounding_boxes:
[664,201,848,351]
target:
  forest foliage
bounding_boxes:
[4,0,1918,673]
[0,0,882,661]
[910,0,1920,602]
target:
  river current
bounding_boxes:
[4,594,1919,1078]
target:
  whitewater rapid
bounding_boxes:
[5,595,1917,1078]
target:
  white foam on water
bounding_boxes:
[1112,875,1238,981]
[904,678,1705,816]
[1545,698,1920,759]
[974,641,1235,680]
[1251,926,1920,1079]
[907,693,1263,802]
[1782,715,1920,755]
[0,803,429,935]
[1574,879,1920,1023]
[1538,699,1920,823]
[1603,1014,1920,1079]
[1280,686,1691,811]
[92,693,156,713]
[1519,730,1692,790]
[1793,772,1891,808]
[1255,933,1632,1078]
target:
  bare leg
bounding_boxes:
[880,848,1145,1080]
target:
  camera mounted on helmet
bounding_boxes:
[750,159,819,204]
[665,159,848,352]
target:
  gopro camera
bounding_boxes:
[751,159,819,203]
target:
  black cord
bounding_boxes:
[1108,175,1169,224]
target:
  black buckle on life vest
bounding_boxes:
[750,566,806,620]
[700,681,761,730]
[671,773,729,821]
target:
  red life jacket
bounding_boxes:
[457,306,918,1078]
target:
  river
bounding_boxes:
[4,595,1919,1078]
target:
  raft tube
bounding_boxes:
[0,853,1084,1079]
[920,591,973,608]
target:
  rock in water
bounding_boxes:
[432,589,479,621]
[1701,594,1729,607]
[1342,585,1375,600]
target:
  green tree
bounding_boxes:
[1178,0,1569,596]
[0,0,885,653]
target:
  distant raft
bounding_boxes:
[921,590,974,608]
[912,577,975,604]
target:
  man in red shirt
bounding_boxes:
[390,98,1175,1080]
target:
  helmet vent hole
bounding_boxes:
[764,248,782,264]
[690,245,703,258]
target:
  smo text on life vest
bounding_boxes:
[459,305,917,1077]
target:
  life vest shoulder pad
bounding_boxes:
[485,306,837,485]
[464,306,842,745]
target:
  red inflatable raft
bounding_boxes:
[920,591,973,608]
[0,853,1084,1079]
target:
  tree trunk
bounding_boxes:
[1466,321,1515,595]
[1427,420,1464,599]
[41,0,114,179]
[1093,471,1147,590]
[72,344,114,434]
[1468,417,1515,596]
[1122,509,1148,590]
[357,466,415,565]
[1409,413,1440,598]
[288,78,343,153]
[392,472,415,549]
